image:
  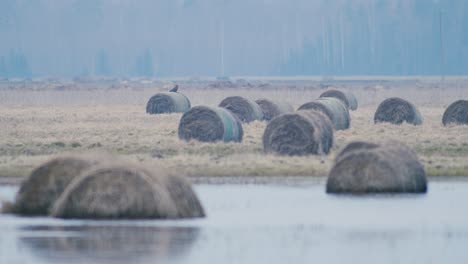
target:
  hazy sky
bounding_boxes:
[0,0,467,77]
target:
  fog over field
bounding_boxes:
[0,0,467,77]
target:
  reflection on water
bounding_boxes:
[1,179,468,264]
[19,225,199,264]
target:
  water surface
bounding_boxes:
[1,179,467,264]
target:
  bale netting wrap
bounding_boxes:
[319,89,358,110]
[298,97,350,130]
[178,106,243,142]
[442,100,468,126]
[327,141,427,194]
[146,92,191,114]
[335,141,379,161]
[10,155,102,216]
[219,96,264,123]
[255,99,294,121]
[263,110,334,156]
[374,97,422,125]
[51,164,205,219]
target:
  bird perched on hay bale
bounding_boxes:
[255,99,293,121]
[178,106,243,142]
[374,97,422,125]
[169,85,179,93]
[327,141,427,194]
[442,100,468,126]
[9,154,103,216]
[298,97,350,130]
[51,163,205,219]
[263,110,334,156]
[319,89,358,110]
[219,96,264,123]
[146,91,191,114]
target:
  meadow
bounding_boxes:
[1,77,468,179]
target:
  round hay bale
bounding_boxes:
[327,141,427,193]
[298,97,350,130]
[11,155,102,216]
[319,89,358,110]
[219,96,264,123]
[146,92,191,114]
[263,110,334,156]
[51,164,205,219]
[442,100,468,126]
[374,97,422,125]
[255,99,294,121]
[178,106,243,142]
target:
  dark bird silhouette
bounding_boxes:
[169,85,179,93]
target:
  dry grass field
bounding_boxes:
[1,78,468,179]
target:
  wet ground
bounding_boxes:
[1,178,468,264]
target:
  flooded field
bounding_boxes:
[1,178,468,264]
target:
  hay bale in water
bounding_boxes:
[327,141,427,194]
[51,164,205,219]
[298,97,350,130]
[263,110,334,156]
[11,155,102,216]
[255,99,293,121]
[146,92,191,114]
[219,96,264,123]
[442,100,468,126]
[178,106,243,142]
[320,89,358,110]
[374,97,422,125]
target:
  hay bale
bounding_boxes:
[219,96,264,123]
[320,89,358,110]
[255,99,293,121]
[11,155,102,216]
[146,92,191,114]
[263,110,334,156]
[51,164,205,219]
[178,106,243,142]
[298,97,350,130]
[442,100,468,126]
[374,97,422,125]
[327,141,427,193]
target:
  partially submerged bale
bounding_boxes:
[255,99,293,121]
[51,164,205,219]
[219,96,264,123]
[298,97,350,130]
[146,92,191,114]
[320,89,358,110]
[178,106,243,142]
[442,100,468,126]
[11,155,102,216]
[327,141,427,194]
[374,97,422,125]
[263,110,334,156]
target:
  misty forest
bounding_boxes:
[0,0,467,78]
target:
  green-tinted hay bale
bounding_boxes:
[219,96,264,123]
[374,97,422,125]
[146,92,191,114]
[327,141,427,194]
[51,164,205,219]
[319,89,358,110]
[255,99,294,121]
[442,100,468,126]
[10,154,103,216]
[263,110,334,156]
[178,106,243,142]
[298,97,350,130]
